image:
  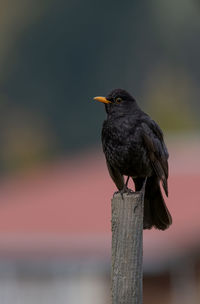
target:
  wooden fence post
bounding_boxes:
[111,190,144,304]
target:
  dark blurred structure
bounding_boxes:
[0,1,200,303]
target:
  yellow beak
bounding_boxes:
[93,96,111,104]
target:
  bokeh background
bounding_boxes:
[0,1,200,303]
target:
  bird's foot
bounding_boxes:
[114,186,134,199]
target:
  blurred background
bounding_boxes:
[0,0,200,303]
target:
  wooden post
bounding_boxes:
[111,190,144,304]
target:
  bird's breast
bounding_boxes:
[102,119,152,177]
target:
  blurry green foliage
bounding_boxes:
[0,105,56,173]
[0,0,200,173]
[144,66,199,131]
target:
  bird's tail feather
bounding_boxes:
[134,176,172,230]
[144,176,172,230]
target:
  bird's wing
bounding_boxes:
[141,120,169,196]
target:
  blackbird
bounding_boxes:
[94,88,172,230]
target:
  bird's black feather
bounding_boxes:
[99,88,172,230]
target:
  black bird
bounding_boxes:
[94,89,172,230]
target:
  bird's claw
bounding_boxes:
[114,187,134,199]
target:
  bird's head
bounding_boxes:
[93,89,137,115]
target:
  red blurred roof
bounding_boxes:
[0,137,199,266]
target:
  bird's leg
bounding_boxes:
[125,176,130,188]
[114,176,133,199]
[124,176,134,195]
[141,177,147,195]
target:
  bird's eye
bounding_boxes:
[115,97,122,103]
